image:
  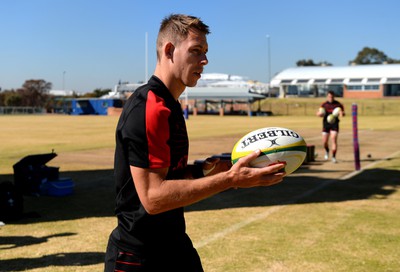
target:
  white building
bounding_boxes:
[271,64,400,98]
[49,90,75,96]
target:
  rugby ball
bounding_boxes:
[327,114,336,124]
[231,127,307,175]
[332,107,341,117]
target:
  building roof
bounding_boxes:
[180,86,266,100]
[271,64,400,87]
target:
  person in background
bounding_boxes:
[316,90,345,163]
[104,14,286,271]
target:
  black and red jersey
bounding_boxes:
[110,76,190,253]
[321,100,344,123]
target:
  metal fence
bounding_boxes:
[258,101,400,116]
[0,107,45,114]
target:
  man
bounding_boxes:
[316,90,345,163]
[105,14,286,271]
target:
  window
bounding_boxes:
[347,85,379,91]
[364,85,379,90]
[349,78,363,83]
[347,85,362,90]
[367,78,381,83]
[331,78,344,83]
[287,85,298,95]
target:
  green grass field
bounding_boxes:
[0,113,399,271]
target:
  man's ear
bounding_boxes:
[165,42,175,60]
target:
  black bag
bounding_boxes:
[0,181,24,221]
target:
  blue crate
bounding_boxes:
[40,178,74,197]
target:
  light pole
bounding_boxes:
[266,35,271,97]
[62,71,66,90]
[145,32,148,83]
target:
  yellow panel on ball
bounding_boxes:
[231,127,307,175]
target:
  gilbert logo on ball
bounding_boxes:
[231,127,307,175]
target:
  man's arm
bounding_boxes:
[131,150,285,215]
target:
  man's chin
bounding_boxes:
[185,80,199,88]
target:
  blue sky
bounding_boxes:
[1,0,399,93]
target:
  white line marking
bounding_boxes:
[340,150,400,180]
[195,179,335,249]
[194,149,400,249]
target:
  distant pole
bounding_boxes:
[352,103,361,170]
[145,32,148,83]
[266,35,271,97]
[62,71,66,90]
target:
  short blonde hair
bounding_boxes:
[156,14,210,60]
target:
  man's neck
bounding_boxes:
[154,67,186,100]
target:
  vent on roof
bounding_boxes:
[331,78,344,83]
[296,79,309,83]
[386,77,400,83]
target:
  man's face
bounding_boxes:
[327,93,334,103]
[172,29,208,88]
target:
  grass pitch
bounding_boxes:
[0,114,399,271]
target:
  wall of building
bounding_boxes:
[343,85,383,98]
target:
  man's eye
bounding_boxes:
[192,49,201,55]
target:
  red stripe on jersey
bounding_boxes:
[116,260,142,266]
[146,91,171,168]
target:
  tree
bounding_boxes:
[296,59,316,66]
[17,79,52,107]
[296,59,332,66]
[5,93,23,106]
[0,90,23,106]
[82,88,112,98]
[349,47,400,65]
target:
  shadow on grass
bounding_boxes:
[0,252,104,271]
[0,169,115,224]
[0,233,76,249]
[186,167,400,212]
[0,164,398,271]
[0,164,399,222]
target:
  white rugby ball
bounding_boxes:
[231,127,307,175]
[327,114,336,124]
[332,107,341,117]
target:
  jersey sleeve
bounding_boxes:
[145,90,171,168]
[121,90,171,169]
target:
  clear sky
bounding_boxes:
[1,0,399,93]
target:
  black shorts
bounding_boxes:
[323,123,339,133]
[104,236,203,272]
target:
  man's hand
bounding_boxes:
[229,149,286,189]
